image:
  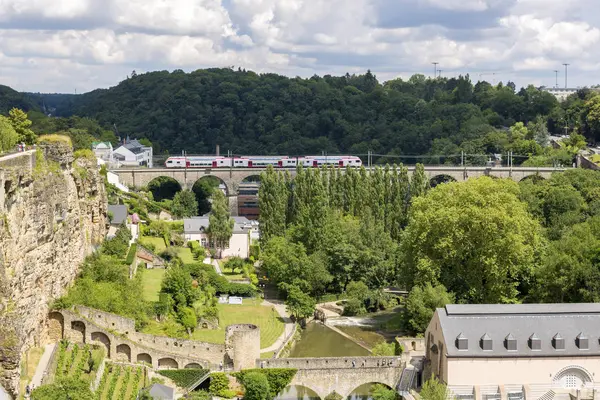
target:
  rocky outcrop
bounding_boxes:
[0,143,107,397]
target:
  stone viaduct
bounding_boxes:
[111,166,566,196]
[45,306,260,371]
[257,356,403,399]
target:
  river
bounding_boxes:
[288,322,370,358]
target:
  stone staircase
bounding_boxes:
[186,371,212,394]
[397,366,417,397]
[538,390,556,400]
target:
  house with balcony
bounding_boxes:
[425,303,600,400]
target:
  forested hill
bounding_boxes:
[0,85,38,114]
[3,68,598,157]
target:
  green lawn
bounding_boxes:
[174,246,195,264]
[140,236,167,253]
[141,268,166,302]
[142,299,285,349]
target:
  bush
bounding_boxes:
[405,283,454,335]
[371,341,396,356]
[37,134,73,147]
[209,372,230,397]
[343,298,366,316]
[125,244,137,265]
[240,371,269,400]
[73,149,96,161]
[158,369,209,388]
[139,240,156,252]
[233,369,296,398]
[325,392,343,400]
[160,247,178,261]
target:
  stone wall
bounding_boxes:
[0,146,107,397]
[258,356,401,370]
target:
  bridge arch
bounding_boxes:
[147,176,183,201]
[241,174,261,184]
[277,384,322,400]
[519,174,545,183]
[429,174,457,188]
[348,382,396,397]
[116,343,131,362]
[192,176,228,215]
[91,332,111,357]
[46,312,64,342]
[185,363,203,369]
[137,353,152,366]
[158,357,179,369]
[70,320,86,343]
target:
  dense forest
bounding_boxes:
[2,68,600,163]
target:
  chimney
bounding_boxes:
[216,144,220,156]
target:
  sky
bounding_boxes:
[0,0,599,93]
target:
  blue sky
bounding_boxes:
[0,0,598,93]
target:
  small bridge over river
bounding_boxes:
[110,166,565,196]
[257,356,404,399]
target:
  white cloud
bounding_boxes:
[1,0,600,92]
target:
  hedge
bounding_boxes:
[157,368,209,388]
[125,244,137,265]
[232,368,297,398]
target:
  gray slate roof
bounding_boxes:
[184,216,257,235]
[107,204,127,225]
[147,383,175,400]
[437,303,600,358]
[123,138,147,154]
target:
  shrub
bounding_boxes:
[37,134,73,147]
[73,149,96,161]
[325,392,343,400]
[371,341,396,356]
[233,369,296,398]
[125,244,138,265]
[209,372,230,396]
[239,371,270,400]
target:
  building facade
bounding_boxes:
[92,141,114,163]
[425,304,600,400]
[238,183,260,220]
[183,216,259,258]
[113,138,153,168]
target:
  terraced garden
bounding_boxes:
[96,363,147,400]
[52,341,104,384]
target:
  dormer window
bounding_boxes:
[576,333,589,350]
[456,333,468,351]
[505,333,517,351]
[553,333,565,350]
[480,333,492,351]
[529,333,541,351]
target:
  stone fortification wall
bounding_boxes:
[72,306,226,363]
[0,144,107,397]
[225,324,260,370]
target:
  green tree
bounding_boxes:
[401,177,545,303]
[179,306,198,334]
[31,378,95,400]
[410,163,429,198]
[259,166,288,246]
[405,284,454,335]
[0,115,19,152]
[241,371,270,400]
[8,108,36,144]
[420,377,448,400]
[172,189,199,218]
[371,384,397,400]
[192,176,220,215]
[284,284,316,320]
[371,342,396,356]
[527,116,550,147]
[209,372,231,397]
[208,190,234,255]
[562,132,586,156]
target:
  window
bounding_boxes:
[553,333,565,350]
[480,333,492,351]
[576,333,589,350]
[505,333,517,351]
[456,333,468,350]
[529,333,541,350]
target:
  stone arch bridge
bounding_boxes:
[111,166,565,196]
[257,356,403,399]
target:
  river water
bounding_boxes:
[288,323,370,358]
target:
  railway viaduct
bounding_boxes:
[111,166,566,196]
[257,357,403,399]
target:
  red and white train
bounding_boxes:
[164,155,363,168]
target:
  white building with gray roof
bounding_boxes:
[183,216,259,258]
[426,303,600,400]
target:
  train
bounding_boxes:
[164,155,363,168]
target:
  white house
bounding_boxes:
[92,141,114,163]
[183,216,259,259]
[113,138,153,168]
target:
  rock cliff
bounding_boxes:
[0,141,107,397]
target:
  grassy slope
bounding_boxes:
[141,268,166,302]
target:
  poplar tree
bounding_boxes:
[371,167,386,223]
[259,166,287,246]
[208,190,234,255]
[411,163,430,198]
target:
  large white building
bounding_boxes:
[183,216,259,259]
[92,141,114,163]
[425,303,600,400]
[113,138,153,168]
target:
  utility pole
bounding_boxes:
[432,62,439,79]
[554,70,559,88]
[563,63,570,88]
[438,70,443,78]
